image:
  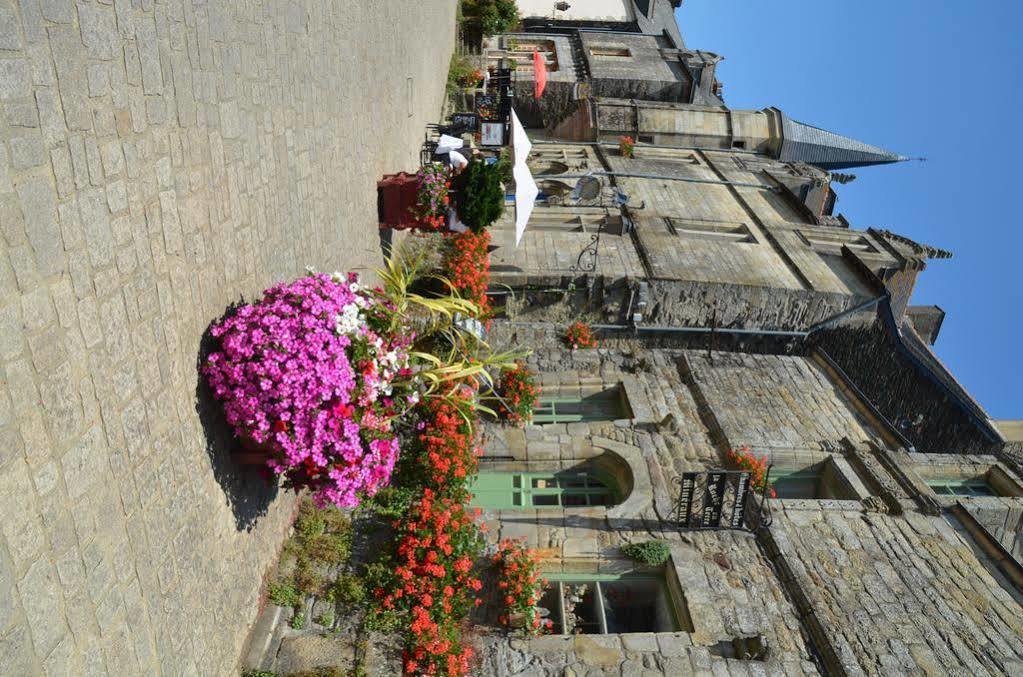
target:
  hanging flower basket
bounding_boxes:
[202,272,417,508]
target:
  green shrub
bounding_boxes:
[447,54,477,95]
[315,609,335,627]
[621,540,671,567]
[268,582,301,608]
[454,160,504,232]
[328,574,367,607]
[461,0,519,36]
[289,611,306,630]
[368,486,416,519]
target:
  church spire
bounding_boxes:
[776,110,907,170]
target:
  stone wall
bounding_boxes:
[683,351,879,452]
[767,508,1023,675]
[0,1,455,673]
[813,319,999,455]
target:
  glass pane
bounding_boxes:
[533,494,558,506]
[513,493,523,506]
[562,494,587,507]
[600,579,674,633]
[513,476,522,489]
[968,483,994,496]
[932,484,952,495]
[562,477,589,488]
[537,584,562,633]
[588,493,611,506]
[562,583,601,634]
[532,477,557,489]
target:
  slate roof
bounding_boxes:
[778,112,906,170]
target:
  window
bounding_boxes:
[534,388,628,424]
[471,472,614,509]
[590,46,631,58]
[799,229,877,255]
[732,140,747,149]
[664,217,755,244]
[769,461,857,500]
[927,478,995,497]
[540,573,681,635]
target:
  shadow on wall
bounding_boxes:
[195,302,280,532]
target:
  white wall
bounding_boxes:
[515,0,633,22]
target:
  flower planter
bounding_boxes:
[235,434,275,466]
[377,172,423,230]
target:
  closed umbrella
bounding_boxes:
[533,49,547,99]
[510,109,538,246]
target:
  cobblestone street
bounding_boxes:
[0,0,456,673]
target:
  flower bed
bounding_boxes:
[202,272,414,508]
[496,363,540,425]
[564,321,598,350]
[376,488,484,676]
[493,539,550,636]
[725,447,777,498]
[440,230,492,317]
[408,391,481,494]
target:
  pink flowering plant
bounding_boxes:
[203,272,419,508]
[410,163,452,231]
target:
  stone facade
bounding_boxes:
[476,10,1022,677]
[0,1,455,674]
[474,334,1023,675]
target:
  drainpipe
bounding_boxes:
[805,294,886,335]
[534,170,777,192]
[531,138,761,156]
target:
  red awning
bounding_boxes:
[533,49,547,99]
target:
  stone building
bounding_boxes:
[475,7,1023,676]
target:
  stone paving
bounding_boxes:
[0,0,455,673]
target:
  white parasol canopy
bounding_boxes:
[510,109,538,246]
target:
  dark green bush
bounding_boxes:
[454,160,504,232]
[621,540,671,567]
[461,0,519,36]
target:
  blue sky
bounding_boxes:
[677,0,1022,419]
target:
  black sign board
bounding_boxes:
[729,472,750,528]
[449,113,480,132]
[673,470,755,531]
[675,472,697,525]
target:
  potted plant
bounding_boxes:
[495,363,540,425]
[564,321,598,350]
[378,164,452,231]
[618,135,635,158]
[452,160,504,233]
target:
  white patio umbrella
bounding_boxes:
[510,109,538,246]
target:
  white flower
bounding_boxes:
[334,302,362,335]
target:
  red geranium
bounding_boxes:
[496,363,540,425]
[564,321,598,350]
[725,447,777,499]
[494,539,552,636]
[440,231,492,320]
